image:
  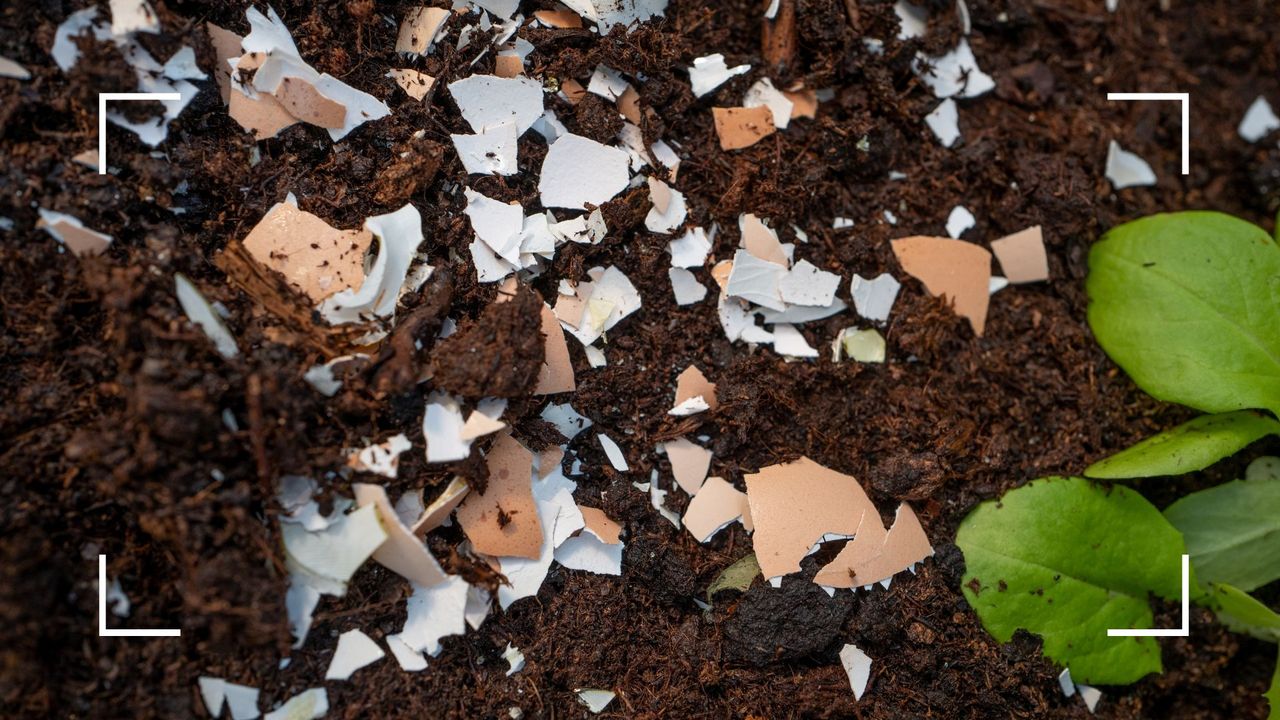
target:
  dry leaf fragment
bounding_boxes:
[242,201,373,303]
[744,457,879,580]
[397,6,450,55]
[890,235,992,335]
[713,106,776,150]
[990,225,1048,283]
[456,432,543,559]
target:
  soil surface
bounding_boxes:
[3,1,1279,718]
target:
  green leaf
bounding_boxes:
[1165,476,1280,592]
[1085,411,1280,480]
[957,477,1187,685]
[706,553,759,603]
[1204,583,1280,643]
[1086,211,1280,418]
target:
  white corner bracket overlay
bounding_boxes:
[1107,554,1190,638]
[97,92,182,175]
[98,554,181,637]
[1105,92,1190,175]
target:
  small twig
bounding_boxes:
[843,0,861,32]
[762,0,796,71]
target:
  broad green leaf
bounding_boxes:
[1085,411,1280,479]
[1250,456,1280,482]
[1087,212,1280,418]
[707,553,759,602]
[1165,476,1280,592]
[957,477,1187,685]
[1205,583,1280,643]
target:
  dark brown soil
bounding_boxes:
[2,1,1278,718]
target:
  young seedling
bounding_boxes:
[958,211,1280,717]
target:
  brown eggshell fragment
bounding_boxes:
[891,235,992,336]
[273,75,347,129]
[711,260,734,291]
[388,68,436,100]
[818,503,933,588]
[741,213,788,267]
[990,225,1049,284]
[648,176,672,214]
[664,437,711,495]
[460,410,506,441]
[674,365,718,411]
[455,432,543,559]
[49,220,112,257]
[353,483,447,587]
[495,53,524,78]
[206,22,244,104]
[241,202,373,303]
[396,6,450,55]
[683,476,751,542]
[712,106,776,150]
[617,85,642,125]
[783,87,818,119]
[578,506,623,544]
[411,477,470,536]
[744,457,879,580]
[228,85,299,140]
[533,9,584,28]
[534,303,576,395]
[536,446,564,479]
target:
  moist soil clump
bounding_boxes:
[2,1,1279,719]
